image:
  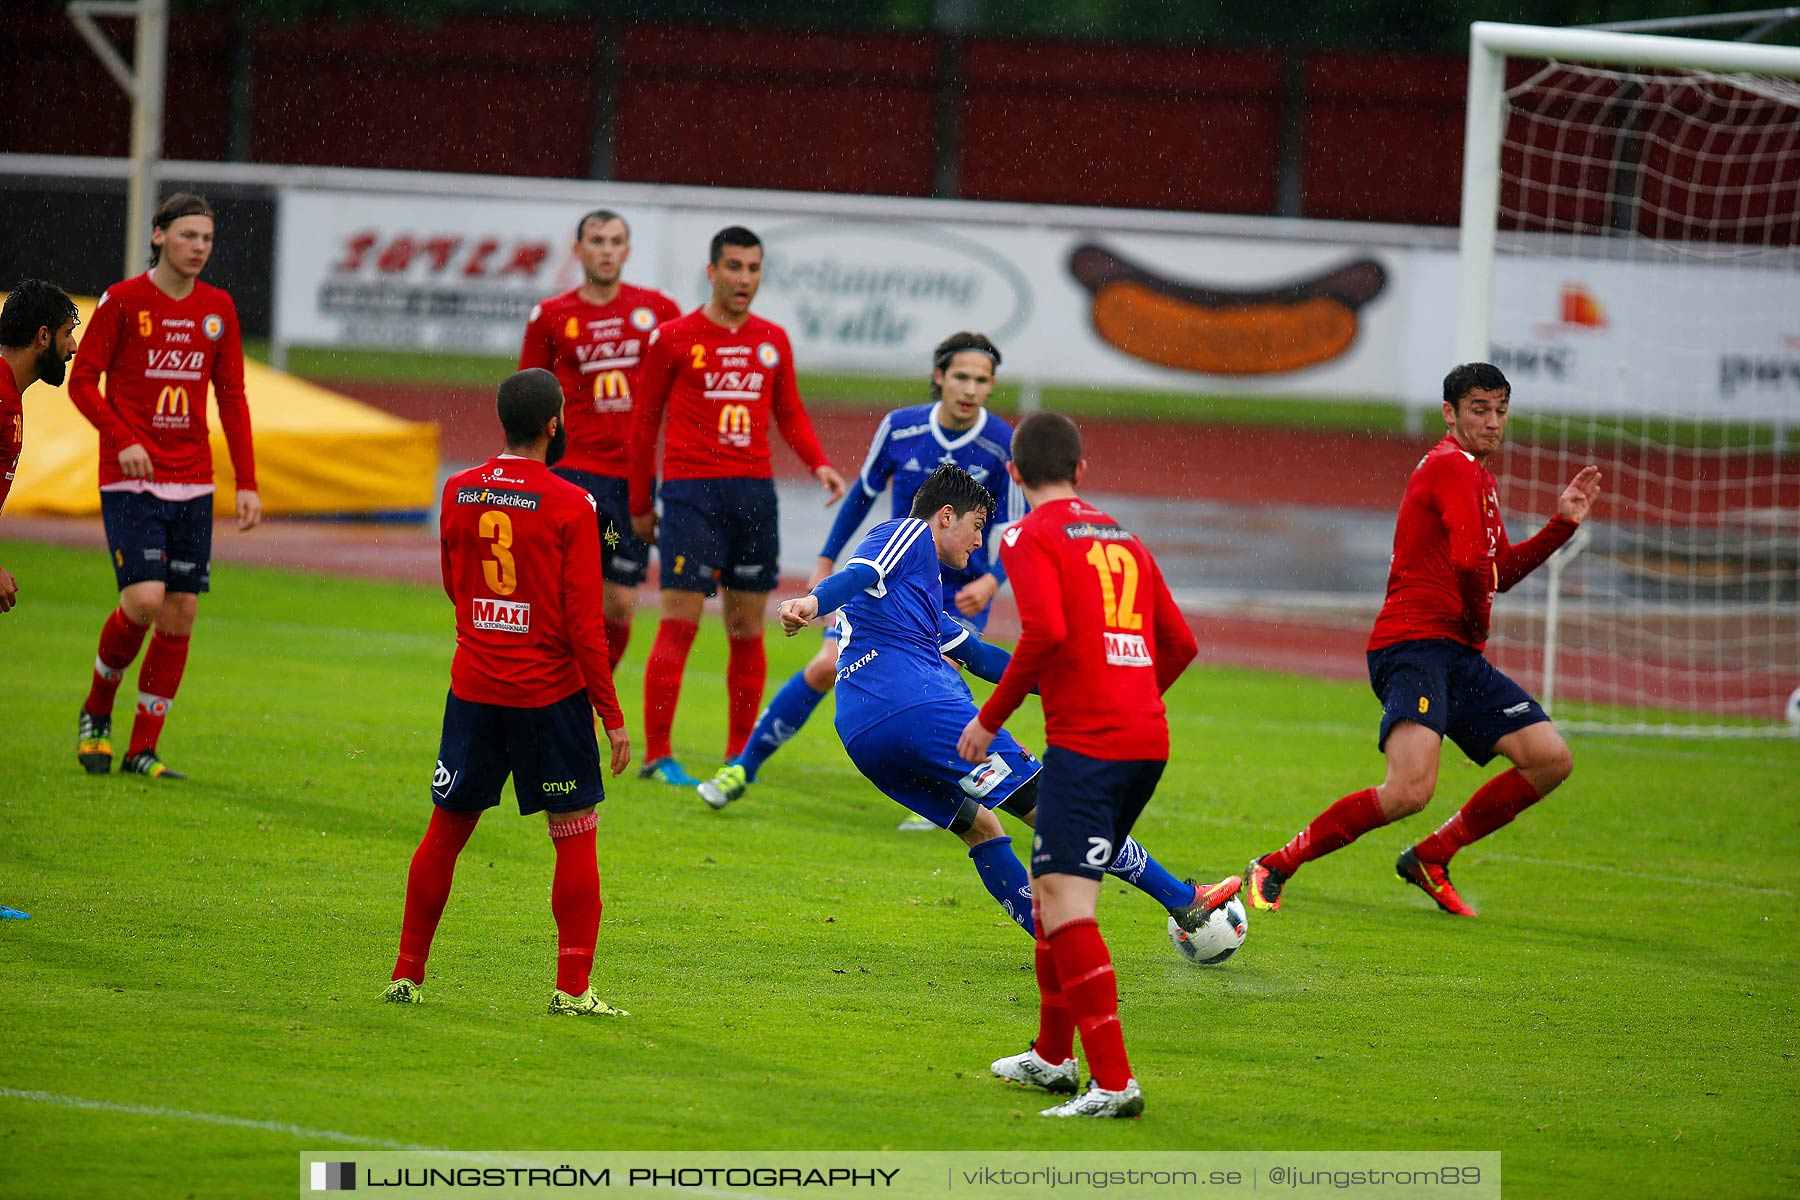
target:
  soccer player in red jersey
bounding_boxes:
[628,226,846,785]
[519,209,681,669]
[384,368,633,1016]
[1244,363,1602,918]
[67,194,260,780]
[0,279,80,615]
[957,411,1240,1119]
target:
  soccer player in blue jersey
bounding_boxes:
[775,465,1225,939]
[698,332,1022,812]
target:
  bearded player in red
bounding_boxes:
[68,194,260,780]
[1,279,80,616]
[958,411,1240,1119]
[384,368,633,1016]
[629,226,845,786]
[1246,363,1602,918]
[519,209,681,669]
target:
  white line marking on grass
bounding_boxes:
[1480,854,1795,897]
[0,1088,439,1150]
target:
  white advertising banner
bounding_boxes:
[661,210,1408,397]
[275,190,669,356]
[1403,248,1800,420]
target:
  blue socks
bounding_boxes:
[968,836,1034,935]
[733,670,827,781]
[1106,837,1196,908]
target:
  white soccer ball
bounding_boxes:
[1168,897,1248,965]
[1787,686,1800,732]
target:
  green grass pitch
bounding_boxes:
[1,540,1795,1198]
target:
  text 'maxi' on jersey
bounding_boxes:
[67,273,256,491]
[518,283,682,478]
[627,309,829,515]
[439,455,622,726]
[831,518,991,742]
[979,497,1197,761]
[1367,434,1576,654]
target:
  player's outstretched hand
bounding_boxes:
[778,595,820,636]
[0,564,17,613]
[956,715,996,764]
[603,725,631,777]
[815,465,846,506]
[955,573,999,617]
[1558,465,1602,524]
[118,443,154,480]
[631,511,658,545]
[236,489,262,532]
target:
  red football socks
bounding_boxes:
[642,618,698,761]
[1413,768,1542,864]
[1047,917,1132,1091]
[391,807,481,984]
[1265,787,1387,878]
[128,631,190,756]
[1032,905,1076,1065]
[85,606,149,718]
[549,813,601,996]
[603,617,632,671]
[725,633,767,760]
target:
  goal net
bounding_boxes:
[1459,23,1800,737]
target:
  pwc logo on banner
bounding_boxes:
[472,597,531,633]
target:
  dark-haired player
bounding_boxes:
[698,331,1023,814]
[0,279,80,615]
[384,368,632,1016]
[1244,363,1601,918]
[68,193,259,780]
[520,209,681,669]
[958,412,1236,1119]
[780,465,1224,975]
[629,226,845,785]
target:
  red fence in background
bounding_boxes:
[0,13,1469,226]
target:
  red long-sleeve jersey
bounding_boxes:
[440,456,623,726]
[628,309,830,516]
[518,283,683,478]
[67,273,256,491]
[1367,435,1577,653]
[1,368,21,513]
[979,496,1198,761]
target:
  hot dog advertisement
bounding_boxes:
[1068,242,1389,376]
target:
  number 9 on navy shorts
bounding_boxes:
[1029,746,1165,881]
[1367,638,1548,767]
[432,688,604,815]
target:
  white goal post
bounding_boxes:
[1457,21,1800,737]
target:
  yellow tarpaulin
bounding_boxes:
[6,296,438,518]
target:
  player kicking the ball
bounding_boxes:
[779,465,1229,952]
[1245,363,1601,919]
[957,412,1235,1119]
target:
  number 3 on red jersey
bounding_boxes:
[479,510,517,595]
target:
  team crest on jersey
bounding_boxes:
[756,342,780,368]
[201,314,224,341]
[630,307,657,331]
[1002,526,1021,547]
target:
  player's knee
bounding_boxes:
[802,654,837,692]
[954,801,1003,844]
[1381,779,1434,817]
[1533,739,1574,789]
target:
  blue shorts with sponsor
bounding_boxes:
[100,490,213,593]
[841,701,1039,831]
[1029,746,1165,881]
[657,476,779,595]
[1368,638,1547,767]
[433,688,603,816]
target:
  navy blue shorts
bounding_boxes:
[100,490,212,593]
[552,467,649,588]
[1030,747,1165,881]
[432,688,604,816]
[658,477,779,595]
[1368,639,1548,767]
[842,704,1040,833]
